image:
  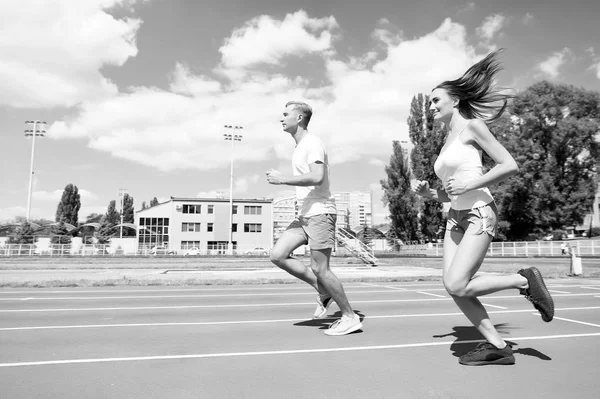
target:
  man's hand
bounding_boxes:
[266,169,285,185]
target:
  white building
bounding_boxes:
[135,197,273,254]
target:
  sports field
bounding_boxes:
[0,257,599,398]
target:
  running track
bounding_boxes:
[1,279,599,398]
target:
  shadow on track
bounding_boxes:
[433,324,552,361]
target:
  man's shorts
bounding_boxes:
[286,214,336,250]
[446,202,498,237]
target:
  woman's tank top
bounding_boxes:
[434,122,494,210]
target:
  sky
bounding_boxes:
[1,0,599,225]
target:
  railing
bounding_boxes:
[388,239,600,257]
[336,229,378,265]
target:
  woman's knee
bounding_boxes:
[443,276,470,297]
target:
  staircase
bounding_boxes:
[336,228,378,266]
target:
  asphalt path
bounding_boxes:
[1,279,599,398]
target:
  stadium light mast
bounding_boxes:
[223,125,243,255]
[24,121,46,221]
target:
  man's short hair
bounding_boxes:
[285,101,313,127]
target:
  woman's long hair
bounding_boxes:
[435,49,514,122]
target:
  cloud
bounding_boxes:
[235,174,261,193]
[586,47,600,79]
[536,48,571,78]
[33,188,97,202]
[0,0,142,109]
[523,13,534,25]
[47,13,487,174]
[476,14,506,42]
[216,10,339,80]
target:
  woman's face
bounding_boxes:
[429,88,457,121]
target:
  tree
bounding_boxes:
[408,94,447,242]
[491,82,600,240]
[141,201,147,210]
[381,141,420,242]
[120,193,135,237]
[150,197,159,207]
[97,200,120,240]
[55,184,81,225]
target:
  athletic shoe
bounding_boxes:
[324,314,362,336]
[459,342,515,366]
[313,294,334,319]
[518,267,555,322]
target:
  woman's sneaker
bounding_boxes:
[518,267,555,322]
[313,294,333,319]
[324,314,362,336]
[459,342,515,366]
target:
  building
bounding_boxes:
[272,191,373,239]
[135,197,273,254]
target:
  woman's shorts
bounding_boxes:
[446,202,498,237]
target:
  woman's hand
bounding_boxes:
[445,177,469,195]
[412,180,430,197]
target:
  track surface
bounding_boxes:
[1,279,599,398]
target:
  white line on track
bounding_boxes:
[2,306,599,332]
[1,332,600,368]
[360,283,407,291]
[416,291,446,298]
[480,303,508,309]
[0,290,401,301]
[582,286,600,291]
[1,293,599,312]
[554,316,600,328]
[548,290,571,294]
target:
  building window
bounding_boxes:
[181,241,200,249]
[183,204,201,214]
[232,224,237,232]
[207,223,214,232]
[208,205,214,214]
[244,206,262,215]
[182,222,201,232]
[138,217,170,247]
[232,205,238,214]
[244,223,262,233]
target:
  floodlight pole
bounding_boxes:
[25,121,46,221]
[119,188,127,238]
[223,125,243,255]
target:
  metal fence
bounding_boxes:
[383,240,600,257]
[1,240,598,258]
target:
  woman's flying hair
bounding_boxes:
[435,49,514,122]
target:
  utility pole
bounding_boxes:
[223,125,243,255]
[118,188,127,238]
[24,121,46,221]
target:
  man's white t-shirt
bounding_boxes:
[292,133,336,217]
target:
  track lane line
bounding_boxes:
[1,332,599,368]
[2,306,599,331]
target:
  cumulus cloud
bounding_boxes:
[586,47,600,79]
[0,0,142,109]
[45,12,488,174]
[476,14,506,42]
[523,13,534,25]
[537,48,571,78]
[33,188,97,202]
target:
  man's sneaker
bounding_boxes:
[518,267,555,322]
[313,295,334,319]
[324,314,362,336]
[459,342,515,366]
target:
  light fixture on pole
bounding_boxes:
[24,121,46,221]
[223,125,243,255]
[118,188,127,239]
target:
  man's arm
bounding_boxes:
[266,162,325,186]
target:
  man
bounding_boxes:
[266,101,362,336]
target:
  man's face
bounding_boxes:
[280,105,301,133]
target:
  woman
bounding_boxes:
[413,49,554,366]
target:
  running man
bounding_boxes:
[266,101,362,336]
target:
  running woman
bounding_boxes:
[413,49,554,365]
